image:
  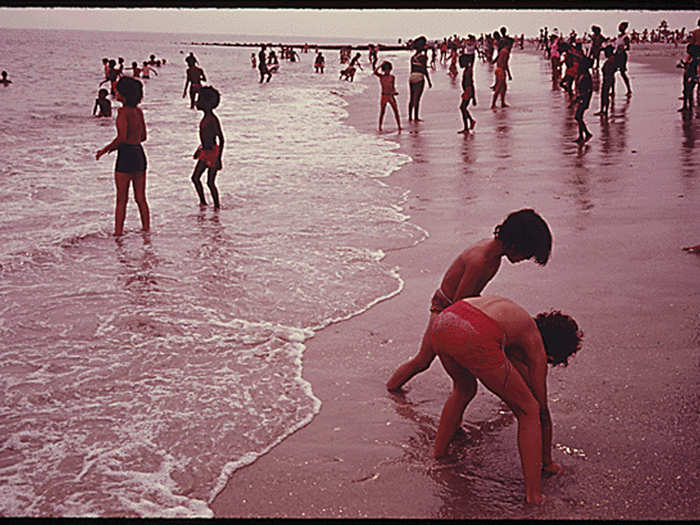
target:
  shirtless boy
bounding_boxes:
[387,209,552,391]
[191,86,225,209]
[183,61,207,109]
[431,295,582,503]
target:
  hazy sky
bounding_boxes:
[0,8,698,41]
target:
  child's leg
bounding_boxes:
[378,100,387,130]
[114,171,131,236]
[387,313,439,391]
[191,160,208,205]
[388,97,401,130]
[500,80,508,107]
[206,167,221,209]
[131,171,150,232]
[459,99,469,130]
[433,352,478,457]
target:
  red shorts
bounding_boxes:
[380,94,396,106]
[431,300,506,374]
[196,144,220,168]
[461,86,474,101]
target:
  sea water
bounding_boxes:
[0,28,423,517]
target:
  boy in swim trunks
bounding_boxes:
[595,45,616,117]
[458,53,477,133]
[431,295,582,504]
[93,88,112,117]
[386,209,552,391]
[491,43,511,109]
[96,76,150,236]
[183,61,206,109]
[373,61,401,132]
[573,56,593,143]
[191,86,225,209]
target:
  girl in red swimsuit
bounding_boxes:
[373,61,401,132]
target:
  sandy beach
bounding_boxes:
[211,42,699,519]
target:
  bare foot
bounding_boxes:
[491,105,497,110]
[470,120,476,129]
[526,493,545,505]
[543,461,563,475]
[501,103,509,108]
[458,129,469,134]
[682,244,700,253]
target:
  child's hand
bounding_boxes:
[193,146,201,159]
[96,148,106,160]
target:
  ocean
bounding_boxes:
[0,28,424,517]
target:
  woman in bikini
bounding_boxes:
[408,37,432,121]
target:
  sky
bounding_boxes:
[0,8,698,41]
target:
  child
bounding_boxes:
[93,88,112,117]
[99,59,121,96]
[314,51,325,73]
[250,53,256,69]
[0,70,12,86]
[141,61,157,79]
[339,65,356,81]
[573,56,593,143]
[595,45,616,117]
[491,43,511,108]
[677,45,699,112]
[458,53,477,133]
[373,61,401,132]
[183,60,206,109]
[386,209,552,391]
[431,295,582,504]
[95,76,150,236]
[129,61,141,78]
[558,43,579,97]
[191,86,224,209]
[614,21,632,96]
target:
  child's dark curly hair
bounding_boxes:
[115,76,143,107]
[197,86,220,109]
[494,209,552,265]
[535,310,583,367]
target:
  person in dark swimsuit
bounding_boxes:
[96,76,150,236]
[183,62,206,109]
[258,45,271,83]
[408,36,432,121]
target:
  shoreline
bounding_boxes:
[211,42,699,519]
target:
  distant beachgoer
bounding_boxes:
[339,65,357,81]
[99,59,121,96]
[687,18,700,57]
[93,88,112,117]
[386,209,553,391]
[251,53,256,68]
[185,52,197,67]
[458,53,477,133]
[373,61,401,132]
[0,70,12,86]
[258,46,271,83]
[129,61,141,78]
[491,43,512,108]
[573,56,593,143]
[589,25,606,69]
[191,86,224,209]
[102,58,110,81]
[408,36,432,121]
[117,57,125,75]
[141,62,157,79]
[349,52,363,72]
[314,51,325,73]
[183,61,206,108]
[430,295,582,504]
[95,76,150,236]
[677,45,699,113]
[595,45,616,117]
[549,35,562,81]
[614,21,632,96]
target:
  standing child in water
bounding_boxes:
[96,76,150,236]
[573,57,594,143]
[386,209,552,391]
[191,86,224,209]
[595,45,616,117]
[373,61,401,132]
[93,88,112,117]
[141,62,158,79]
[458,53,477,133]
[183,60,206,109]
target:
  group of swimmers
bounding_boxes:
[95,50,224,236]
[93,54,164,118]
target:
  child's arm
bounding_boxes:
[96,109,126,159]
[424,63,432,87]
[215,116,225,169]
[200,69,207,82]
[183,76,190,97]
[93,99,98,116]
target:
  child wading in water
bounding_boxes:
[387,209,553,391]
[93,88,112,117]
[458,53,477,133]
[191,86,224,209]
[595,45,616,117]
[96,76,150,236]
[573,56,594,143]
[374,61,401,132]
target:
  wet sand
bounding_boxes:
[211,44,699,519]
